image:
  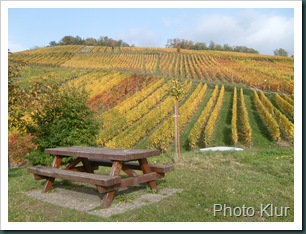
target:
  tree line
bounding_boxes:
[166,38,259,54]
[48,35,289,56]
[49,35,132,47]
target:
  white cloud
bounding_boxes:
[162,18,172,28]
[181,10,294,55]
[8,40,28,52]
[245,16,294,54]
[120,28,161,47]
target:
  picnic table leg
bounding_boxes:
[101,161,122,208]
[138,158,158,191]
[42,155,62,193]
[122,164,138,177]
[81,158,94,173]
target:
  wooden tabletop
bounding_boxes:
[45,146,160,161]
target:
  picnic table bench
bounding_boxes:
[27,146,174,208]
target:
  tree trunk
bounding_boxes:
[174,100,180,162]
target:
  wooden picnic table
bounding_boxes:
[27,146,174,208]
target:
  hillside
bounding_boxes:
[9,45,294,152]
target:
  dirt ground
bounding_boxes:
[25,185,183,218]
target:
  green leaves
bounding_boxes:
[168,78,187,101]
[9,76,100,165]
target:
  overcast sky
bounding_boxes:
[7,2,295,55]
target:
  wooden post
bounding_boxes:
[101,161,122,208]
[174,100,180,162]
[43,155,62,193]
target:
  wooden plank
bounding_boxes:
[138,158,158,191]
[43,155,62,193]
[90,159,174,174]
[66,165,99,172]
[45,146,160,161]
[101,161,122,208]
[66,157,83,170]
[96,185,119,194]
[27,166,121,187]
[122,165,138,177]
[120,172,157,189]
[34,174,48,180]
[81,158,94,173]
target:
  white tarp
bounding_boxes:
[199,146,243,152]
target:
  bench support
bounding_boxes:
[138,158,158,191]
[43,155,62,193]
[101,161,123,208]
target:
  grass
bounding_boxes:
[7,63,295,223]
[17,65,89,88]
[8,147,294,222]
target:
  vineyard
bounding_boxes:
[9,45,294,154]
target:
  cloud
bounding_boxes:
[180,10,294,55]
[119,28,161,47]
[8,40,28,52]
[244,15,294,54]
[162,18,172,28]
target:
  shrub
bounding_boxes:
[27,151,54,166]
[30,84,99,145]
[8,131,36,167]
[12,80,100,165]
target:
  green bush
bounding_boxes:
[19,81,100,165]
[27,151,54,166]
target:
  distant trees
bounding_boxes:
[166,38,259,54]
[59,35,76,45]
[49,35,130,47]
[274,48,288,56]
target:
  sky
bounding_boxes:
[7,3,295,55]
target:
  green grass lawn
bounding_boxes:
[8,147,294,222]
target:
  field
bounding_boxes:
[9,45,294,152]
[8,45,295,222]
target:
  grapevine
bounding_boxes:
[188,84,219,149]
[203,85,225,147]
[240,88,252,145]
[231,87,238,146]
[253,90,280,141]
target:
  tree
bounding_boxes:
[274,48,288,56]
[194,42,207,50]
[223,44,232,51]
[169,78,186,162]
[215,44,223,51]
[84,37,98,46]
[10,79,100,165]
[177,42,181,53]
[8,62,25,168]
[59,35,76,45]
[74,36,84,45]
[209,41,216,50]
[49,41,58,47]
[110,40,117,52]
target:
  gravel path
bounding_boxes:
[25,186,183,218]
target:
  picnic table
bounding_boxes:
[27,146,174,208]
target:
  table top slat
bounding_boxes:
[45,146,160,161]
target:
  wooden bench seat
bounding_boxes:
[89,159,174,174]
[27,166,121,187]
